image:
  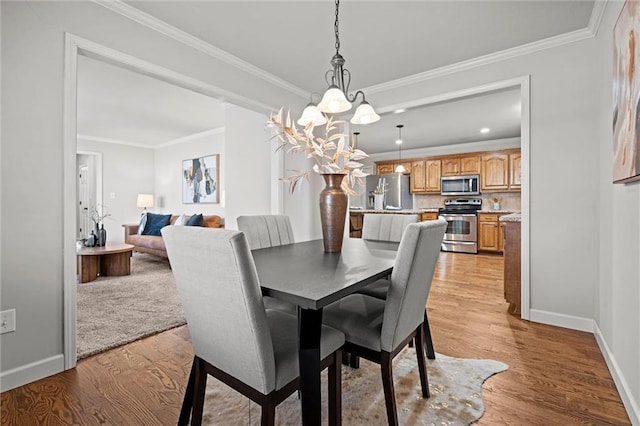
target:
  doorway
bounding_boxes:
[76,152,103,240]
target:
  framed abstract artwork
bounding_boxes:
[182,154,219,204]
[613,1,640,183]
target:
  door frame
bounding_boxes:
[62,33,273,369]
[378,76,531,320]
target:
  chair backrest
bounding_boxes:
[162,226,277,394]
[361,214,419,242]
[237,215,295,250]
[380,219,447,352]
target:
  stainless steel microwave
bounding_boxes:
[441,174,480,196]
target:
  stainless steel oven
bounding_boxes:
[439,198,481,254]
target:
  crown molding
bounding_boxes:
[78,128,225,149]
[93,0,309,99]
[587,0,608,37]
[364,26,597,95]
[155,127,225,148]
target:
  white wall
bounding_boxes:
[0,1,300,390]
[223,105,272,230]
[596,2,640,422]
[77,139,155,243]
[154,129,226,220]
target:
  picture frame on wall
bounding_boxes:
[613,0,640,183]
[182,154,219,204]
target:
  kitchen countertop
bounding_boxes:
[499,213,522,222]
[479,209,518,214]
[349,208,440,214]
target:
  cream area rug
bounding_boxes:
[77,253,186,359]
[201,349,508,425]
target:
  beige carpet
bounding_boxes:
[202,349,508,425]
[77,253,186,359]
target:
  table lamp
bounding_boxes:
[136,193,154,213]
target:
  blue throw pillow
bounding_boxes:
[142,213,172,236]
[186,213,204,227]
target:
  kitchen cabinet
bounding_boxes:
[509,152,522,190]
[410,159,441,193]
[376,161,411,175]
[349,212,363,238]
[503,221,521,315]
[420,212,439,221]
[441,155,481,176]
[478,213,505,253]
[481,153,509,191]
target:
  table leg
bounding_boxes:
[299,308,323,426]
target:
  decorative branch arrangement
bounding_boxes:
[268,109,369,196]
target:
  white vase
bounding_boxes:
[374,194,384,210]
[493,202,501,210]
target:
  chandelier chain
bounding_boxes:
[334,0,340,54]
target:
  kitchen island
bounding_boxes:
[500,213,522,314]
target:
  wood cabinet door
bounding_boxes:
[479,221,499,251]
[424,160,442,193]
[410,160,426,192]
[377,163,394,174]
[481,153,509,191]
[509,152,522,190]
[499,222,505,253]
[441,158,460,176]
[460,155,481,174]
[420,212,439,221]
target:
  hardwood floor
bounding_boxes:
[1,252,630,425]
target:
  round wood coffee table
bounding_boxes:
[77,243,135,283]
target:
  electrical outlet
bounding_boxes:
[1,309,16,334]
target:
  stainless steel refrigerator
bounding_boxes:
[365,174,413,210]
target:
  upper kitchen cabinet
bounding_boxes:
[441,155,481,176]
[481,152,509,191]
[481,149,521,192]
[509,151,522,190]
[411,159,441,193]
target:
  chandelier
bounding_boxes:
[298,0,380,127]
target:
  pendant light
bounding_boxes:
[394,125,406,173]
[316,0,381,125]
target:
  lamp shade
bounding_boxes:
[136,193,154,209]
[318,85,352,113]
[350,101,380,125]
[394,164,407,173]
[297,103,327,126]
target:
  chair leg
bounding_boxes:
[178,357,197,426]
[349,354,360,369]
[261,401,276,426]
[190,357,207,426]
[380,351,398,426]
[328,350,342,426]
[423,310,436,360]
[414,325,430,398]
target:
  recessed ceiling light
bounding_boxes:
[480,127,490,134]
[393,108,407,114]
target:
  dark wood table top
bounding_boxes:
[252,238,398,310]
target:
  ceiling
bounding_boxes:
[79,1,596,153]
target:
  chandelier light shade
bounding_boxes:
[297,102,327,126]
[394,125,407,173]
[317,0,380,124]
[136,193,154,210]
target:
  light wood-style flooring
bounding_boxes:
[1,252,630,425]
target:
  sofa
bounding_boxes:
[123,214,223,258]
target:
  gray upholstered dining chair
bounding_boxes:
[357,213,437,360]
[237,214,295,249]
[162,226,345,426]
[237,214,297,314]
[323,219,447,426]
[360,213,418,242]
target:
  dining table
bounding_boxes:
[251,237,398,426]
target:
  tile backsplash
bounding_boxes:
[414,192,521,212]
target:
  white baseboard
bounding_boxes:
[0,354,64,392]
[593,324,640,426]
[529,308,595,332]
